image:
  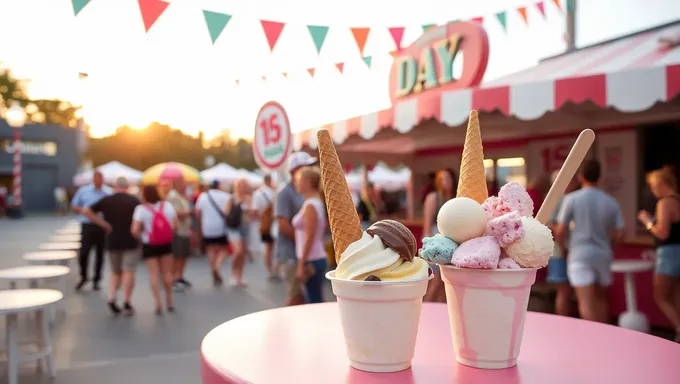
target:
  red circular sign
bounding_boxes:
[253,101,292,171]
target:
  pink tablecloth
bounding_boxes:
[201,303,680,384]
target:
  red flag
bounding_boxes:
[345,163,353,174]
[536,1,547,18]
[470,16,484,24]
[388,27,405,50]
[517,7,529,24]
[350,27,370,56]
[307,68,316,77]
[260,20,286,52]
[335,63,344,74]
[138,0,170,32]
[552,0,562,12]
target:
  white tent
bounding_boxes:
[344,164,410,192]
[201,163,263,187]
[73,161,142,186]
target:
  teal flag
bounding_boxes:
[566,0,575,12]
[362,56,372,69]
[422,24,436,32]
[307,25,329,54]
[203,10,232,45]
[72,0,91,16]
[495,11,507,31]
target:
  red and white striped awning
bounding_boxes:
[294,22,680,150]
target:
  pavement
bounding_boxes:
[0,215,334,383]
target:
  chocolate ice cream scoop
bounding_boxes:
[366,220,417,262]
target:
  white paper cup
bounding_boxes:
[440,266,538,369]
[326,271,432,373]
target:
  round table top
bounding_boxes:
[611,259,655,273]
[39,242,81,251]
[201,303,680,384]
[49,234,81,242]
[54,228,81,235]
[0,289,63,315]
[0,265,70,281]
[23,250,77,261]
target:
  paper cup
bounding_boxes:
[440,266,537,369]
[326,271,432,373]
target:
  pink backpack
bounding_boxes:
[146,202,173,245]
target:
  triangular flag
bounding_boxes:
[552,0,563,12]
[471,16,484,24]
[282,72,288,78]
[517,7,528,25]
[362,56,372,69]
[495,11,507,31]
[566,0,574,12]
[335,63,345,74]
[138,0,170,32]
[71,0,91,16]
[235,79,240,86]
[202,10,231,45]
[306,25,329,54]
[388,27,405,50]
[260,20,286,52]
[422,24,436,32]
[350,27,370,56]
[307,68,316,77]
[536,2,546,18]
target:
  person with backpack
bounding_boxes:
[252,174,277,279]
[224,178,253,287]
[131,185,178,315]
[195,180,231,285]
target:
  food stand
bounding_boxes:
[293,20,680,328]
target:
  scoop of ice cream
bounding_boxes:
[450,236,501,269]
[419,234,458,264]
[366,220,417,262]
[504,217,554,268]
[486,211,525,247]
[498,182,534,217]
[437,197,487,244]
[335,231,429,281]
[498,257,521,269]
[481,196,506,220]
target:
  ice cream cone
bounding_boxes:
[456,110,488,204]
[317,129,363,263]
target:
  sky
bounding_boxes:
[0,0,678,139]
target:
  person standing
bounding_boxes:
[252,174,277,279]
[555,160,624,323]
[132,185,178,315]
[81,177,140,316]
[71,170,112,291]
[224,178,252,286]
[356,183,385,230]
[637,168,680,342]
[165,178,193,290]
[54,185,68,215]
[195,180,231,285]
[276,152,317,306]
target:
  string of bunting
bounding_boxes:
[71,0,573,85]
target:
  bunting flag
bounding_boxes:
[306,25,329,54]
[566,0,575,12]
[422,24,436,32]
[138,0,170,32]
[362,56,372,69]
[350,28,370,56]
[388,27,405,50]
[495,12,507,31]
[536,2,546,18]
[389,50,399,58]
[307,68,316,77]
[71,0,91,16]
[260,20,285,52]
[335,63,345,74]
[203,10,231,45]
[78,72,89,80]
[517,7,529,25]
[471,16,484,24]
[552,0,562,12]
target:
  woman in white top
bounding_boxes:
[224,178,254,287]
[292,166,328,303]
[132,185,178,315]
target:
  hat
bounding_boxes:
[288,152,317,172]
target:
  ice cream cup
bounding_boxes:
[439,266,538,369]
[326,271,433,373]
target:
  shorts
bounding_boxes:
[142,243,172,259]
[281,262,303,298]
[567,258,612,287]
[656,245,680,278]
[172,235,191,258]
[547,257,568,284]
[109,249,139,274]
[226,223,249,242]
[203,235,228,246]
[261,233,274,244]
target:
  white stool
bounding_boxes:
[611,259,655,333]
[0,265,71,323]
[54,228,80,236]
[39,242,80,251]
[23,251,77,267]
[49,234,81,243]
[0,289,63,384]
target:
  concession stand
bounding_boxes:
[294,20,680,328]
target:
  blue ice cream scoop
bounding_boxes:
[419,234,458,264]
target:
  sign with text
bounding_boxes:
[389,21,489,104]
[2,139,58,156]
[525,136,580,183]
[253,101,292,171]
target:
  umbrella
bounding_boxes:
[141,162,201,185]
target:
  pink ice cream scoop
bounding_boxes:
[497,182,534,217]
[498,257,521,269]
[450,236,501,269]
[486,211,525,247]
[481,196,505,220]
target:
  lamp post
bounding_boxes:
[6,102,27,217]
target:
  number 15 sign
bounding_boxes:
[253,101,292,171]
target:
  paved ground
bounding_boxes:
[0,215,334,383]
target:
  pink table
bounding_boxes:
[201,303,680,384]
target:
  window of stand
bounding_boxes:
[483,158,527,195]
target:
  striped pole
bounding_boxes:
[12,127,22,207]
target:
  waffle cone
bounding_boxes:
[456,110,488,204]
[317,129,363,263]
